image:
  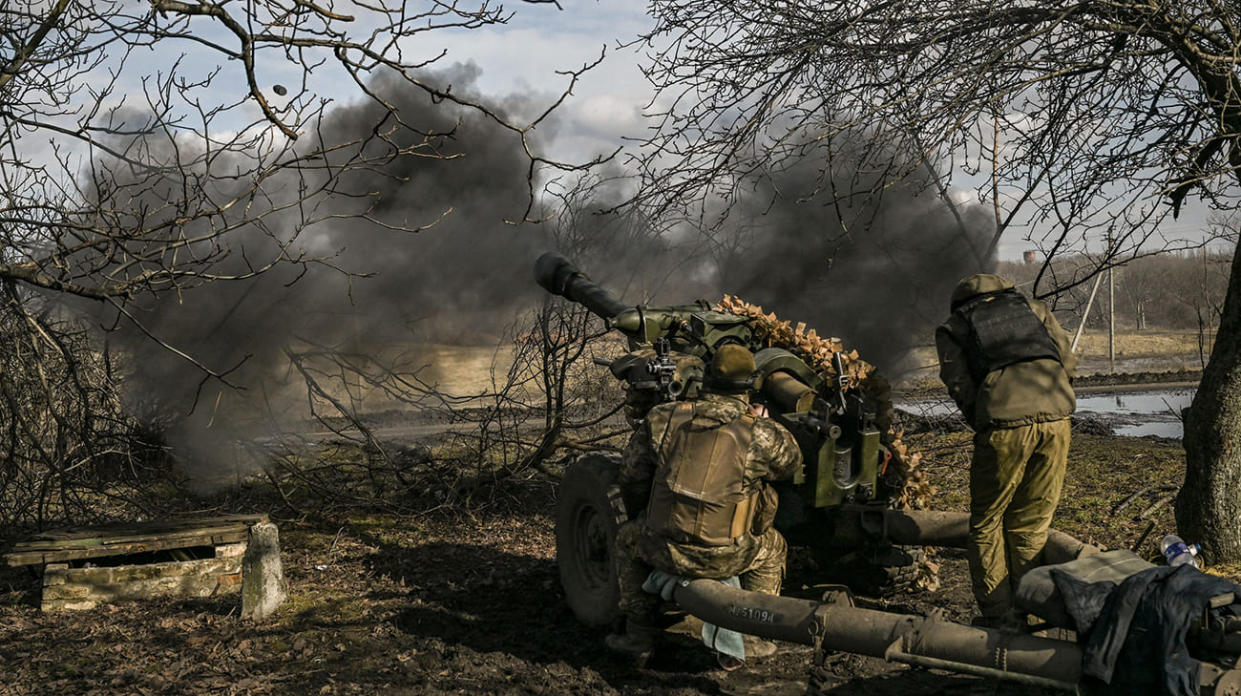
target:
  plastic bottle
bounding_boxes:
[1160,534,1202,568]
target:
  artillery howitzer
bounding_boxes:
[535,251,917,622]
[535,252,1241,693]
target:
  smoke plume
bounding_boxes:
[86,67,993,481]
[95,65,553,481]
[545,144,997,374]
[715,145,996,372]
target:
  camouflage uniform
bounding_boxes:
[613,392,802,623]
[936,274,1077,621]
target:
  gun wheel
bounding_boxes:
[555,455,629,626]
[815,542,926,598]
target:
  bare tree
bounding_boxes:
[0,0,602,525]
[3,0,601,305]
[632,1,1241,560]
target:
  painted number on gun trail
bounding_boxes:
[729,605,779,624]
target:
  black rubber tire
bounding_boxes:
[814,541,927,598]
[555,455,630,627]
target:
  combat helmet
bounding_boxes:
[705,344,757,394]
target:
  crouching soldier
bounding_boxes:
[605,344,802,669]
[936,274,1076,628]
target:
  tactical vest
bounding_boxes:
[954,289,1062,381]
[645,401,761,547]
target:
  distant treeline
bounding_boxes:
[998,250,1230,333]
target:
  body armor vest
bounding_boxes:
[954,289,1062,381]
[645,401,761,547]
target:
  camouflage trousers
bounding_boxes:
[614,518,787,620]
[968,418,1070,619]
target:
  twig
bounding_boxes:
[1138,493,1176,520]
[327,526,346,556]
[1114,481,1176,517]
[1131,521,1156,553]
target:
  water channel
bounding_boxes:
[898,386,1195,439]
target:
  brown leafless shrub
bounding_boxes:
[238,299,627,515]
[0,287,175,529]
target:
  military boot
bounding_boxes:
[605,616,658,659]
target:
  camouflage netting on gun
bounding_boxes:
[715,296,936,511]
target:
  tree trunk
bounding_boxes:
[1177,236,1241,563]
[1173,46,1241,561]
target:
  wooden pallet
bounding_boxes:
[3,514,269,567]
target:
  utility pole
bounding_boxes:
[1071,273,1104,353]
[1108,251,1116,373]
[1106,229,1116,374]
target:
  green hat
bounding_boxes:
[708,344,756,392]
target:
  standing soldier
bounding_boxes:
[936,274,1077,627]
[605,344,802,668]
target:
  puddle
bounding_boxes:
[898,387,1195,440]
[1079,388,1192,440]
[1115,422,1186,439]
[1076,389,1193,417]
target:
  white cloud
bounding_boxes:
[408,4,657,160]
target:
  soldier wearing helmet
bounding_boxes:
[936,273,1077,628]
[605,344,803,668]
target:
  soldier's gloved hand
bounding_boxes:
[624,391,658,426]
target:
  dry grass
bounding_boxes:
[1073,330,1211,359]
[418,344,515,398]
[302,327,1213,414]
[901,329,1210,385]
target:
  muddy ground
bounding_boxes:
[0,423,1204,696]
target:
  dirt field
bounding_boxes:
[0,426,1197,696]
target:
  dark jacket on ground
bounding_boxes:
[1061,565,1241,696]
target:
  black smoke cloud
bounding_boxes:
[548,145,996,374]
[538,166,720,307]
[97,65,553,477]
[92,66,992,479]
[715,146,996,372]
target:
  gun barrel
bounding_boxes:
[534,252,632,320]
[762,371,816,414]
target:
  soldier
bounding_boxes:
[936,274,1077,627]
[604,344,802,669]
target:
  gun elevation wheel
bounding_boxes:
[815,541,926,598]
[555,455,629,626]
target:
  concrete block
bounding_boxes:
[241,522,286,621]
[42,563,68,586]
